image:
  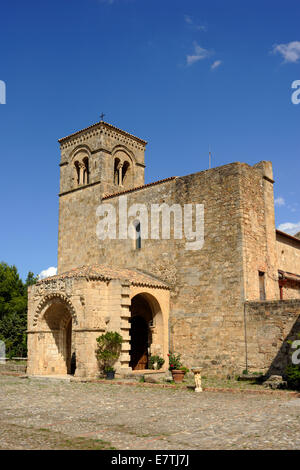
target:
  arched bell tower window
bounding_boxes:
[113,156,131,187]
[74,161,80,185]
[114,158,121,185]
[73,156,89,187]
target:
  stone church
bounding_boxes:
[27,120,300,378]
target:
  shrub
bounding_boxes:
[285,364,300,390]
[148,355,165,370]
[285,333,300,390]
[96,331,123,373]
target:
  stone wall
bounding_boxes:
[240,162,279,301]
[97,163,249,374]
[0,361,27,374]
[280,281,300,300]
[245,299,300,375]
[56,157,291,375]
[276,232,300,275]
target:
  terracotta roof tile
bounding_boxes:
[276,230,300,244]
[58,121,147,145]
[102,176,177,200]
[278,270,300,282]
[37,264,170,289]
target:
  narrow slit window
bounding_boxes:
[259,271,266,300]
[135,222,141,250]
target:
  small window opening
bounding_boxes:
[135,222,141,250]
[259,271,266,300]
[114,158,121,185]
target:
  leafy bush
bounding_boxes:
[0,263,38,358]
[285,334,300,390]
[285,364,300,390]
[148,355,165,370]
[96,331,123,373]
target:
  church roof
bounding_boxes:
[278,270,300,283]
[37,264,170,290]
[102,176,177,200]
[58,120,147,145]
[276,229,300,245]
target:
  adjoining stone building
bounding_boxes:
[27,120,300,378]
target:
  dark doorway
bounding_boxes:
[66,317,73,374]
[130,315,149,370]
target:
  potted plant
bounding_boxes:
[168,352,188,383]
[96,331,123,380]
[104,365,116,380]
[148,355,165,370]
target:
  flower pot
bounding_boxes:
[171,369,185,383]
[105,370,115,380]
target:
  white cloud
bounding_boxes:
[272,41,300,63]
[274,197,285,207]
[277,222,300,235]
[184,15,206,31]
[187,42,211,66]
[39,266,57,280]
[184,15,193,25]
[211,60,222,70]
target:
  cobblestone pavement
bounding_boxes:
[0,376,300,450]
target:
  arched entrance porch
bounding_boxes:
[129,293,164,371]
[35,298,76,375]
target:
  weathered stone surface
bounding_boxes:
[263,375,288,390]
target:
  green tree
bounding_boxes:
[0,262,38,358]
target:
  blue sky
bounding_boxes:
[0,0,300,279]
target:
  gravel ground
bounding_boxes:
[0,375,300,450]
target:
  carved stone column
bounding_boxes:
[78,162,85,185]
[117,162,123,186]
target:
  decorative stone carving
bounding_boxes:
[33,292,78,327]
[35,279,72,296]
[191,367,203,392]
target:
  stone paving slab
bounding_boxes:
[0,375,300,450]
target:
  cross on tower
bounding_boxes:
[100,112,105,121]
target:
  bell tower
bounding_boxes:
[57,120,147,273]
[58,120,147,198]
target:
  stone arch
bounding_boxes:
[111,144,136,164]
[70,145,91,187]
[70,144,92,162]
[112,146,135,188]
[33,293,78,328]
[32,294,78,375]
[129,292,165,370]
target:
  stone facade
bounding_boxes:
[27,120,300,378]
[27,266,169,378]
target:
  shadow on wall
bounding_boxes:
[267,315,300,377]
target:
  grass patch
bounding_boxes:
[0,421,115,450]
